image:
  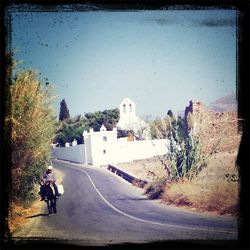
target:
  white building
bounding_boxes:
[52,98,170,166]
[117,97,151,140]
[53,124,170,166]
[83,125,118,166]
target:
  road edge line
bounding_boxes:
[79,168,237,236]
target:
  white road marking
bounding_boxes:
[60,161,237,236]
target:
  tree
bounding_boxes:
[84,109,119,131]
[167,109,173,117]
[53,108,120,146]
[59,99,70,121]
[54,115,89,146]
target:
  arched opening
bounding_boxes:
[129,103,132,112]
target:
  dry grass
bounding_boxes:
[162,178,239,215]
[162,151,239,215]
[8,184,41,234]
[115,157,166,182]
[8,200,40,234]
[115,151,240,215]
[8,168,64,234]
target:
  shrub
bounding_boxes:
[5,67,57,202]
[144,177,167,199]
[168,132,207,180]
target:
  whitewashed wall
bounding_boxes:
[110,139,169,165]
[51,139,169,166]
[52,144,86,164]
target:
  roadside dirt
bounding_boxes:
[113,150,239,217]
[9,167,65,236]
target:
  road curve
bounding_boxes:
[13,160,238,246]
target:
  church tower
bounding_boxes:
[117,97,151,140]
[119,97,136,120]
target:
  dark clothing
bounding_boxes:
[40,182,59,199]
[40,170,59,197]
[52,182,59,196]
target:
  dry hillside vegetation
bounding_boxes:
[115,157,166,182]
[116,151,239,216]
[8,198,40,234]
[162,151,239,215]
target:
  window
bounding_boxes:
[129,103,132,112]
[103,136,107,141]
[123,104,126,113]
[103,149,106,154]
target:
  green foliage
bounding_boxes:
[19,162,46,203]
[85,109,119,131]
[5,65,57,202]
[176,117,185,142]
[54,108,120,146]
[168,132,207,180]
[55,116,88,146]
[148,111,206,181]
[59,99,70,121]
[149,114,185,142]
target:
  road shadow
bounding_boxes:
[117,198,149,201]
[107,165,148,188]
[26,213,48,218]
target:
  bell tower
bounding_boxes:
[119,97,136,120]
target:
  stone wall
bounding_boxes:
[184,101,242,154]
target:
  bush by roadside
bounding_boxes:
[161,176,239,215]
[4,53,57,235]
[143,177,167,199]
[161,151,239,215]
[5,54,57,203]
[120,151,239,216]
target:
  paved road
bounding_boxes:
[13,160,238,246]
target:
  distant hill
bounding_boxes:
[177,94,237,117]
[208,93,237,112]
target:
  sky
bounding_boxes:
[7,6,237,119]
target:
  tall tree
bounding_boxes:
[167,109,173,117]
[59,99,70,121]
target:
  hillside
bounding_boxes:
[208,93,237,112]
[114,149,239,216]
[177,94,237,117]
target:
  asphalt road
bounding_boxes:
[13,160,238,246]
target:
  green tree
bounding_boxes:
[85,109,119,131]
[167,109,173,117]
[59,99,70,121]
[54,115,89,146]
[54,108,119,146]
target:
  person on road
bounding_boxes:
[40,165,60,201]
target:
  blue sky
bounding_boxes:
[8,8,237,119]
